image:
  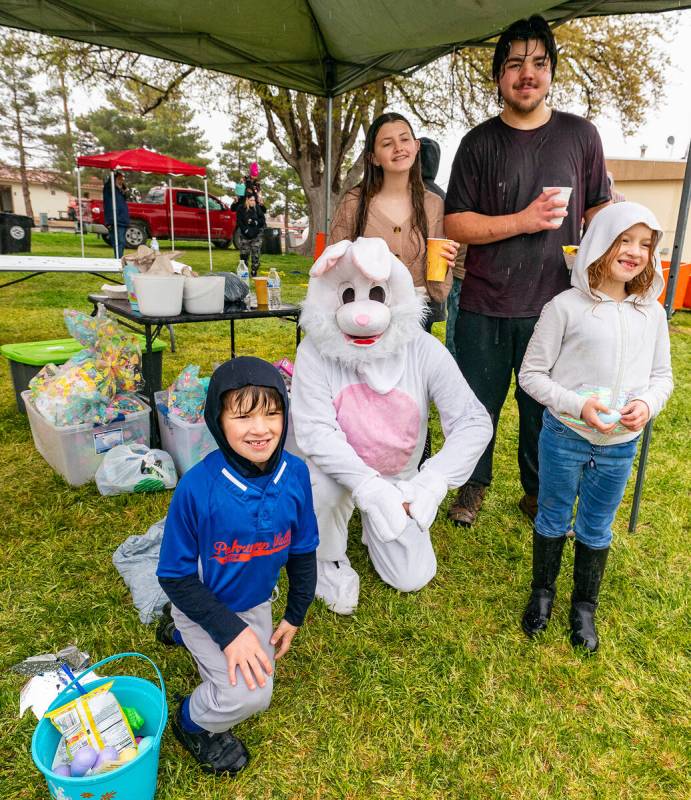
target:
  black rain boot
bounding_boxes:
[521,530,566,637]
[569,540,609,654]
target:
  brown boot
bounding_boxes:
[447,482,486,527]
[518,494,539,522]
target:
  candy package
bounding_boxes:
[558,384,634,435]
[45,681,136,760]
[28,309,143,427]
[167,365,210,423]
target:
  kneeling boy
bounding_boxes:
[157,357,318,774]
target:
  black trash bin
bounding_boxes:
[262,227,283,255]
[0,212,32,254]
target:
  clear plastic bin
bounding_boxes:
[155,390,218,476]
[23,391,151,487]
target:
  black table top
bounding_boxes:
[88,295,301,325]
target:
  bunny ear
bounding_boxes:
[351,237,391,281]
[310,239,352,276]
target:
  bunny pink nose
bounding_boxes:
[355,314,370,326]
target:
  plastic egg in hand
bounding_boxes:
[597,410,621,425]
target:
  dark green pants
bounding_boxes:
[454,310,543,495]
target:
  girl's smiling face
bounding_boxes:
[371,121,419,174]
[608,223,653,284]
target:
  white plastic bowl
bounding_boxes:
[133,274,184,316]
[183,276,225,314]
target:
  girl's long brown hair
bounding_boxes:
[588,228,660,299]
[351,112,428,259]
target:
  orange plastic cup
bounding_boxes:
[254,276,269,307]
[426,238,452,281]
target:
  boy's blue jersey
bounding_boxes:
[157,449,319,612]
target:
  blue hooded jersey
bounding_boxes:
[158,448,319,612]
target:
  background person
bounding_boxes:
[329,112,459,333]
[102,170,130,259]
[444,15,611,527]
[236,191,266,276]
[518,202,673,652]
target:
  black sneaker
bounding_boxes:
[171,701,250,775]
[156,602,182,647]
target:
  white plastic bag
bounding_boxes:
[95,444,177,495]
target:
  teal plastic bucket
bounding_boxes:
[31,652,167,800]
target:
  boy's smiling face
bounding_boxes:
[219,386,284,470]
[220,405,284,469]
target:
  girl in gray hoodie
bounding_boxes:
[518,202,673,653]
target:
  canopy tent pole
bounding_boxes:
[324,95,333,234]
[204,177,213,271]
[628,138,691,532]
[168,177,175,250]
[110,169,119,259]
[75,167,85,258]
[663,138,691,320]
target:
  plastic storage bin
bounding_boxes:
[155,390,218,475]
[23,391,151,486]
[2,336,166,413]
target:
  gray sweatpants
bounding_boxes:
[171,600,275,733]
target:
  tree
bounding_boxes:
[0,33,59,219]
[20,13,674,246]
[76,82,211,193]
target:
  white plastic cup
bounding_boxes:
[543,186,572,228]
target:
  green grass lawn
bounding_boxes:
[1,233,689,799]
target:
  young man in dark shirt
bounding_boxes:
[444,15,610,527]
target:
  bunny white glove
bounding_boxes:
[352,476,408,543]
[397,468,448,531]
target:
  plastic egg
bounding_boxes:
[597,410,621,425]
[118,746,138,763]
[70,746,98,777]
[137,736,154,754]
[93,746,119,769]
[53,763,71,777]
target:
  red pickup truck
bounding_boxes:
[89,186,237,249]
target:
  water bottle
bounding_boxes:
[236,259,249,286]
[267,268,281,309]
[150,237,160,253]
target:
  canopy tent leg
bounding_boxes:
[110,169,119,259]
[204,177,213,271]
[76,167,85,258]
[168,177,175,250]
[324,94,333,234]
[628,137,690,532]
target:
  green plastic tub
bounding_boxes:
[1,335,166,413]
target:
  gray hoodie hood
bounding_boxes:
[571,201,665,304]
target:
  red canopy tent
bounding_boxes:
[77,147,206,176]
[75,147,214,267]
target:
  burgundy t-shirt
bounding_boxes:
[445,111,610,318]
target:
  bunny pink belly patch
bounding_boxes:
[333,383,420,475]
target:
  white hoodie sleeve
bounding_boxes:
[422,337,493,488]
[291,337,379,493]
[519,299,588,420]
[632,307,673,418]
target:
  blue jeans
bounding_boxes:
[444,277,462,358]
[536,410,638,549]
[110,225,128,259]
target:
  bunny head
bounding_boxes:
[300,237,426,367]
